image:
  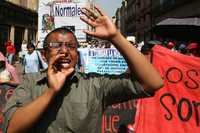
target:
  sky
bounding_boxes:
[94,0,122,18]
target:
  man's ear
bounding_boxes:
[43,49,48,62]
[76,51,79,62]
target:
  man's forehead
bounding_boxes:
[47,32,76,42]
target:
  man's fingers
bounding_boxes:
[49,54,66,65]
[48,54,65,72]
[80,16,96,27]
[81,7,101,20]
[82,29,96,37]
[94,5,105,16]
[81,8,96,21]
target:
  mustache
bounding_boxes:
[53,58,71,71]
[56,57,71,63]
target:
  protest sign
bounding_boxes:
[78,48,128,75]
[102,100,136,133]
[134,45,200,133]
[38,0,88,48]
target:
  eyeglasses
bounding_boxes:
[47,42,77,50]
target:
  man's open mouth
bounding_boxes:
[59,58,71,68]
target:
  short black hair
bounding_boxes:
[43,27,79,49]
[27,43,35,49]
[141,45,150,54]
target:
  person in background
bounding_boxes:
[2,6,163,133]
[5,40,16,65]
[77,51,85,73]
[126,36,138,48]
[23,43,48,74]
[0,52,20,86]
[186,42,199,57]
[20,40,28,64]
[140,43,154,63]
[141,44,152,55]
[178,43,187,54]
[166,41,176,51]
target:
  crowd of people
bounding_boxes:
[141,39,200,57]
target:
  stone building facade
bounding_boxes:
[117,0,200,42]
[0,0,38,54]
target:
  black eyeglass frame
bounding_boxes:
[44,42,77,50]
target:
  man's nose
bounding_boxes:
[60,44,70,51]
[58,45,70,55]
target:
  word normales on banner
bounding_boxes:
[38,0,89,48]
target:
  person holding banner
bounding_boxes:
[3,6,163,133]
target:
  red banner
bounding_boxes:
[134,45,200,133]
[102,100,136,133]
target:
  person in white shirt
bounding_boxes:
[23,43,48,74]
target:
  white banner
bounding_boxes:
[78,48,128,75]
[38,0,89,48]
